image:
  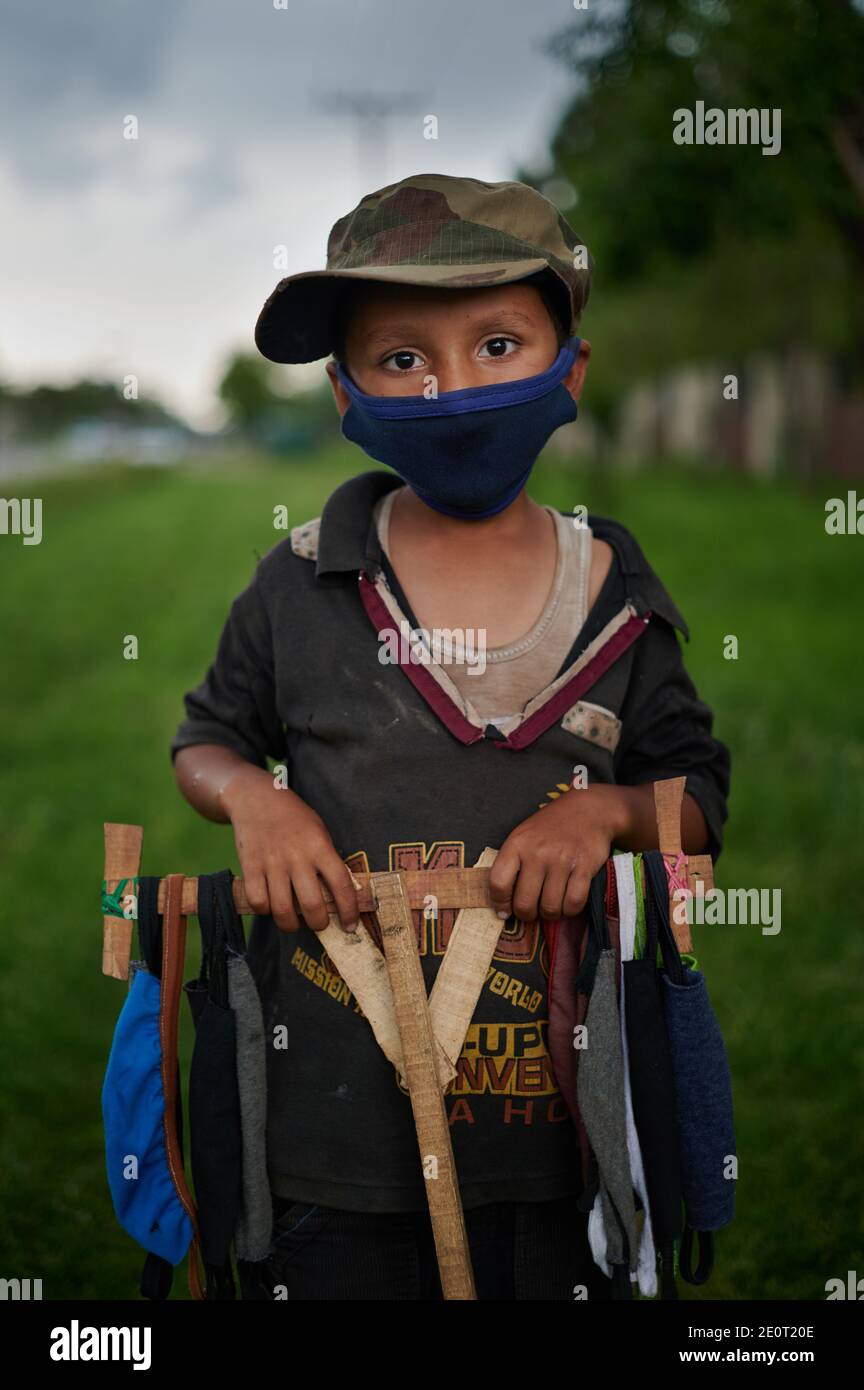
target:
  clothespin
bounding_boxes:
[102,823,144,980]
[653,778,715,955]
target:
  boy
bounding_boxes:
[171,173,730,1300]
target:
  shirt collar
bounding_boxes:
[314,468,690,640]
[315,469,402,581]
[586,512,690,640]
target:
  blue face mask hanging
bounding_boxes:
[334,336,581,520]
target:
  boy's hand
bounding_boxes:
[487,784,647,923]
[221,765,360,935]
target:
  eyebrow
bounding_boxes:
[362,323,429,346]
[470,311,539,334]
[361,310,540,347]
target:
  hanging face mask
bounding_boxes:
[334,337,582,520]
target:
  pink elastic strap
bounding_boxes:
[664,852,689,896]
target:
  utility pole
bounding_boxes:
[317,90,428,195]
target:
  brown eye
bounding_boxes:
[479,337,517,359]
[382,350,422,372]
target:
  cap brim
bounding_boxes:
[254,259,551,364]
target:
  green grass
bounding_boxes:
[1,445,862,1300]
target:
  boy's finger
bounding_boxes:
[242,868,271,918]
[511,862,546,924]
[290,866,331,933]
[487,846,520,918]
[539,865,570,920]
[319,855,360,932]
[266,871,301,933]
[562,868,591,918]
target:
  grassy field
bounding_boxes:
[1,446,862,1300]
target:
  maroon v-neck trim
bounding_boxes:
[491,609,650,749]
[358,568,651,751]
[358,569,487,744]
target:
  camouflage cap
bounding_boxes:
[254,172,593,364]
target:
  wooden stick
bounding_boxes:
[103,775,714,965]
[654,775,685,858]
[654,777,691,952]
[653,777,715,953]
[109,858,713,931]
[317,914,457,1088]
[102,823,143,980]
[153,866,498,918]
[370,869,476,1301]
[427,847,508,1072]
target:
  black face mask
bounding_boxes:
[334,337,581,519]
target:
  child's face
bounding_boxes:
[325,280,590,416]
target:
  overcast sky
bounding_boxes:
[0,0,585,428]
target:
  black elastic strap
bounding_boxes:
[659,1241,679,1300]
[204,1260,237,1300]
[576,1149,600,1214]
[136,876,163,978]
[643,851,687,984]
[197,869,247,1004]
[140,1252,173,1300]
[641,857,660,966]
[573,864,609,996]
[679,1225,715,1285]
[213,869,247,956]
[196,872,228,1005]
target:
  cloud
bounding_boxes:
[0,0,184,188]
[0,0,580,421]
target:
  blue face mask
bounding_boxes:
[334,336,581,519]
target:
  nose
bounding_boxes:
[431,348,484,394]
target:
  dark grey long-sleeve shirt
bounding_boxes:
[170,468,730,1211]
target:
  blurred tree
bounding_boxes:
[5,379,183,440]
[217,351,339,452]
[217,353,279,429]
[529,0,864,391]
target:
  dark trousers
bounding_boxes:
[256,1192,614,1300]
